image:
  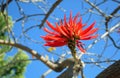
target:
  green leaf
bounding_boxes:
[0,49,30,78]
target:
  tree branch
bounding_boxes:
[15,14,45,22]
[105,5,120,26]
[108,35,120,49]
[96,60,120,78]
[87,22,120,50]
[0,39,76,72]
[84,0,106,17]
[0,39,57,70]
[105,5,120,49]
[1,0,13,12]
[39,0,63,28]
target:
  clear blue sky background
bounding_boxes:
[7,0,120,78]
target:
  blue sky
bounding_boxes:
[7,0,120,78]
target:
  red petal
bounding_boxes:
[80,34,98,40]
[64,14,67,26]
[61,26,70,38]
[44,41,67,47]
[80,22,95,36]
[75,18,83,35]
[41,35,66,41]
[46,21,58,32]
[60,20,63,26]
[43,28,57,35]
[73,12,79,23]
[69,11,73,25]
[55,23,70,38]
[82,28,98,37]
[68,25,73,37]
[77,43,85,53]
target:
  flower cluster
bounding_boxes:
[41,12,98,53]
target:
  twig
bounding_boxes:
[87,22,120,50]
[84,60,117,64]
[1,0,12,12]
[41,69,52,78]
[105,5,120,26]
[84,0,106,17]
[112,0,120,3]
[81,0,107,16]
[15,14,45,22]
[108,35,120,49]
[39,0,63,28]
[98,37,108,60]
[105,5,120,49]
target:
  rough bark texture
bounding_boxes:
[0,39,74,72]
[57,64,74,78]
[96,60,120,78]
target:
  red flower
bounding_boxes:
[41,12,98,53]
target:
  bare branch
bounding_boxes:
[15,14,45,22]
[0,39,77,72]
[1,0,13,12]
[81,0,107,16]
[87,22,120,50]
[112,0,120,3]
[85,59,117,64]
[0,39,58,71]
[39,0,63,28]
[84,0,106,17]
[105,5,120,49]
[105,5,120,26]
[108,35,120,49]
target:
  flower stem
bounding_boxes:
[68,39,78,62]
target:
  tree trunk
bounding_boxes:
[57,64,74,78]
[96,60,120,78]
